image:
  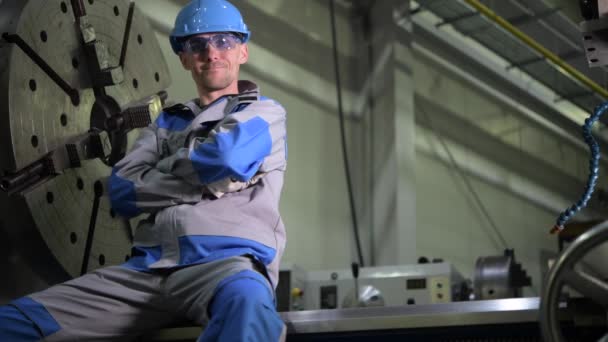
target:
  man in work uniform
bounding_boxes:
[0,0,288,340]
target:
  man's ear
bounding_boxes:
[239,44,249,65]
[179,52,191,70]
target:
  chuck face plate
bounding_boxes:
[0,0,170,297]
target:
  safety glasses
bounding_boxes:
[183,33,243,54]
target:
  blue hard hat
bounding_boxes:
[170,0,250,54]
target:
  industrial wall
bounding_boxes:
[411,8,607,295]
[138,0,601,295]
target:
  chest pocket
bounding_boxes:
[182,119,222,149]
[158,134,185,158]
[156,104,195,158]
[165,130,190,155]
[158,118,223,159]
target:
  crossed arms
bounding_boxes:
[108,100,287,218]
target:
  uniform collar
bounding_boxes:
[187,80,261,124]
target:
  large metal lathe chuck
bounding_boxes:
[0,0,170,301]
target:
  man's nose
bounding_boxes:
[204,45,221,60]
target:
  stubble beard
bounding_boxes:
[197,69,234,92]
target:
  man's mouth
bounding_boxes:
[203,63,226,70]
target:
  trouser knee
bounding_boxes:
[0,297,61,341]
[200,270,284,342]
[0,302,42,341]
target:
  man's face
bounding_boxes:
[179,32,249,92]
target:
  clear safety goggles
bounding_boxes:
[183,33,243,54]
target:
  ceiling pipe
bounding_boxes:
[463,0,608,100]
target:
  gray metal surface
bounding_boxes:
[473,252,530,300]
[474,255,512,300]
[341,285,385,308]
[145,296,606,340]
[580,17,608,68]
[304,263,465,309]
[0,0,170,299]
[282,297,541,334]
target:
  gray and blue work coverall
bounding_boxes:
[0,80,288,341]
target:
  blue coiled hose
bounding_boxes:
[552,102,608,233]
